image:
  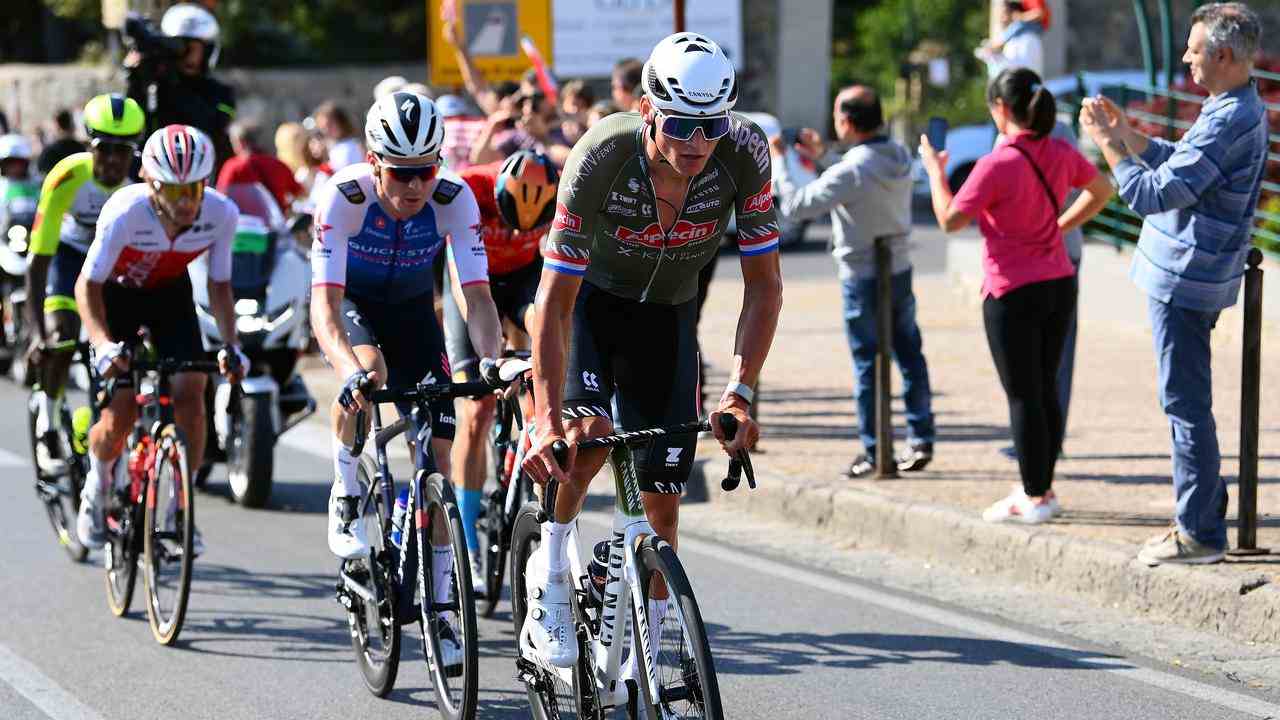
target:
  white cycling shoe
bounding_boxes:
[328,485,369,559]
[469,555,486,595]
[435,618,465,677]
[76,479,107,550]
[521,570,578,668]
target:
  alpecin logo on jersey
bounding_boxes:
[614,219,718,249]
[552,202,582,232]
[743,181,773,215]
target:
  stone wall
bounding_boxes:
[0,62,426,139]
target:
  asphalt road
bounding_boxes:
[3,377,1278,720]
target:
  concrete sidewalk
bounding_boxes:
[695,227,1280,644]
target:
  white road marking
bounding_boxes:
[0,644,105,720]
[583,513,1280,720]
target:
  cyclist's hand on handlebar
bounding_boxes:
[217,344,249,383]
[92,341,129,379]
[711,396,757,456]
[337,369,379,414]
[24,338,45,368]
[522,429,575,487]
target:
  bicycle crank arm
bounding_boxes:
[338,565,377,605]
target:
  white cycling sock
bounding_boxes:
[648,598,669,655]
[86,453,118,499]
[543,521,572,575]
[332,436,361,496]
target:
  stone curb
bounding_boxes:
[698,458,1280,645]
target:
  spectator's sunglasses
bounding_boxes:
[150,180,204,204]
[654,109,732,142]
[377,156,440,184]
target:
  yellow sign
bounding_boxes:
[428,0,553,89]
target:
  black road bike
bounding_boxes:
[334,378,492,719]
[29,340,97,562]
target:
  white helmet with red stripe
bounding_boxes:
[141,124,215,184]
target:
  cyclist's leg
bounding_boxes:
[442,270,489,555]
[614,295,699,654]
[41,244,86,401]
[325,296,388,558]
[148,277,209,469]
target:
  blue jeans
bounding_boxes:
[842,269,935,453]
[1148,296,1226,549]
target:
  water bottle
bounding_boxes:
[71,406,92,455]
[586,540,610,607]
[391,488,409,547]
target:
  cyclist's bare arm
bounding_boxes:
[25,254,51,340]
[74,275,112,348]
[731,251,783,392]
[527,266,582,482]
[460,282,504,361]
[207,278,239,353]
[443,19,498,115]
[310,286,363,380]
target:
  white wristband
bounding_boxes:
[723,381,754,405]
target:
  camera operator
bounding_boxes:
[123,3,235,172]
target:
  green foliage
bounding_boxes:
[42,0,99,22]
[217,0,426,66]
[832,0,991,126]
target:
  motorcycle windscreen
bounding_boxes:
[231,215,274,301]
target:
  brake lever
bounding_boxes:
[536,440,568,524]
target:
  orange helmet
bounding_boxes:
[495,150,559,231]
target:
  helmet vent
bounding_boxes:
[682,43,712,54]
[646,65,672,102]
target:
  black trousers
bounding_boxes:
[982,276,1077,497]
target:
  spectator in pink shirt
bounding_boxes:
[920,67,1113,525]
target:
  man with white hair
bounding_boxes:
[1081,2,1267,566]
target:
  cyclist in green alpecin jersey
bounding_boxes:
[518,32,784,669]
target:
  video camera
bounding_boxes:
[123,12,185,62]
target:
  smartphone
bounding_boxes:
[926,117,949,152]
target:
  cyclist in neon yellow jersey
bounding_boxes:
[26,94,142,457]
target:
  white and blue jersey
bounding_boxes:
[310,163,489,303]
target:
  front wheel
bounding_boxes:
[142,426,194,646]
[478,478,518,618]
[348,454,401,697]
[630,537,723,720]
[29,395,87,562]
[510,504,598,719]
[416,475,479,720]
[227,392,275,508]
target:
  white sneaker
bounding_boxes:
[435,618,465,676]
[470,555,486,595]
[76,476,106,549]
[521,570,578,668]
[328,486,369,559]
[981,486,1054,524]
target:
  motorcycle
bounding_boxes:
[0,177,37,379]
[191,183,314,507]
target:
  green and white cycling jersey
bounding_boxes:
[543,111,780,305]
[31,152,131,256]
[0,176,40,234]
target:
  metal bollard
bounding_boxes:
[1230,248,1268,556]
[874,236,898,479]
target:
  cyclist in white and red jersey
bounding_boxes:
[75,125,245,551]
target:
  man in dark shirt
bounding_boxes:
[216,121,303,214]
[125,3,236,173]
[36,109,86,175]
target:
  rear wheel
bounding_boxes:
[417,475,479,720]
[227,392,275,508]
[511,505,598,719]
[630,536,723,720]
[348,454,400,696]
[142,427,194,645]
[479,479,517,618]
[104,481,140,617]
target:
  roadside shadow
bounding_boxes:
[193,563,334,601]
[1066,452,1280,463]
[263,479,329,513]
[1053,510,1171,527]
[704,625,1130,676]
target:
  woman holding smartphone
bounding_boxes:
[920,67,1113,524]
